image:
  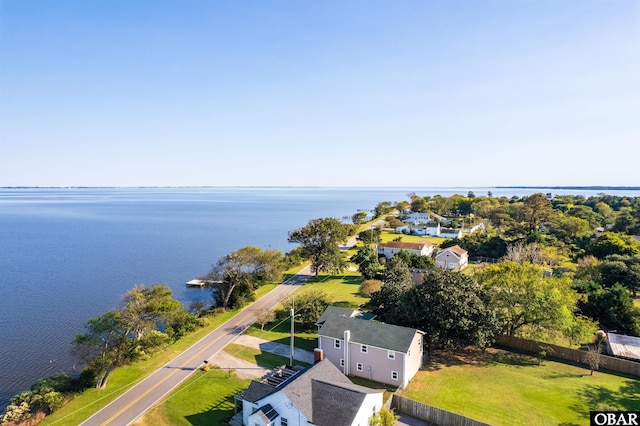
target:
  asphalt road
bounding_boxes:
[79,266,312,426]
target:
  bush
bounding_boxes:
[359,279,383,297]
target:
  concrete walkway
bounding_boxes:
[209,351,270,380]
[234,334,315,364]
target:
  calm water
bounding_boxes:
[1,186,638,409]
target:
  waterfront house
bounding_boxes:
[239,359,383,426]
[377,240,434,259]
[435,245,468,270]
[317,314,424,388]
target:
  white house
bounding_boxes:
[396,222,441,237]
[403,212,432,225]
[377,241,435,259]
[435,245,469,270]
[395,225,411,234]
[240,359,383,426]
[317,313,424,388]
[440,227,462,239]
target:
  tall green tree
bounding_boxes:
[74,284,191,388]
[370,257,413,319]
[576,282,640,335]
[392,270,500,355]
[374,201,394,217]
[281,288,332,328]
[288,217,350,276]
[350,245,381,279]
[523,193,553,236]
[477,261,579,339]
[356,227,382,245]
[352,211,368,225]
[209,246,285,309]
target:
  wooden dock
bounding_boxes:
[186,279,218,287]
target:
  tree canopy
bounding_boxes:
[74,284,193,389]
[476,261,581,340]
[288,217,351,275]
[208,246,285,309]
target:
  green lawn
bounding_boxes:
[223,343,310,369]
[133,367,249,426]
[378,229,444,245]
[401,348,640,426]
[245,321,318,352]
[303,271,369,309]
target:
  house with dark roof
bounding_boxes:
[317,314,424,388]
[440,227,462,239]
[435,245,468,270]
[240,359,383,426]
[315,306,376,329]
[377,240,435,259]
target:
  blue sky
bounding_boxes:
[1,0,638,187]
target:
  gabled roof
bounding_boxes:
[378,241,433,250]
[437,245,467,258]
[254,404,279,423]
[316,306,375,327]
[247,359,383,426]
[280,358,352,421]
[311,379,379,426]
[318,315,423,353]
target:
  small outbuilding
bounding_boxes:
[606,333,640,362]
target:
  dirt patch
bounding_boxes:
[210,351,270,380]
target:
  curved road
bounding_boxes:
[80,266,312,426]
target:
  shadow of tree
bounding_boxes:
[184,384,245,426]
[568,379,640,421]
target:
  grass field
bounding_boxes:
[302,271,369,309]
[378,229,445,245]
[400,348,640,426]
[133,367,249,426]
[223,344,310,369]
[245,320,317,352]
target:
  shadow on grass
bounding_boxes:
[568,378,640,421]
[421,347,539,372]
[253,351,309,369]
[184,385,243,426]
[268,336,317,352]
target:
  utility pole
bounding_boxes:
[290,296,295,366]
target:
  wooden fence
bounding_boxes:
[391,395,489,426]
[495,335,640,377]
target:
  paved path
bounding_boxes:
[343,218,386,248]
[233,334,315,364]
[79,266,312,426]
[209,351,269,380]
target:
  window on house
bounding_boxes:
[340,358,344,367]
[391,371,399,381]
[361,345,368,353]
[281,418,288,426]
[388,351,395,360]
[357,362,363,372]
[335,339,341,349]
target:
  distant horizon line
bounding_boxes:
[2,185,639,190]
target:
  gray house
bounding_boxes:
[317,314,424,388]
